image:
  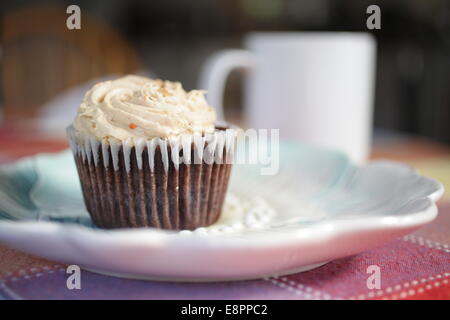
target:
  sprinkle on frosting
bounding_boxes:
[73,75,217,141]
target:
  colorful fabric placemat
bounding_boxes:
[0,201,448,300]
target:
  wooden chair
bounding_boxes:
[1,4,141,120]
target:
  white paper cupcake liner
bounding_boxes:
[66,125,237,230]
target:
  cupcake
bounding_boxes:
[67,75,236,230]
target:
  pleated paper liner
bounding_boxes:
[68,126,237,230]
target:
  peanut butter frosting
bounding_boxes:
[72,75,217,141]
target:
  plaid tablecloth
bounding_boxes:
[0,132,449,300]
[0,202,449,300]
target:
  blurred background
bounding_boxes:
[0,0,449,163]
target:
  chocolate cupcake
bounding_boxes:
[67,75,236,230]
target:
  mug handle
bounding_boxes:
[198,49,256,121]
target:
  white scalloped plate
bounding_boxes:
[0,143,444,281]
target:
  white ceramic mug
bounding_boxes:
[199,32,377,163]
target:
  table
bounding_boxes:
[0,128,449,300]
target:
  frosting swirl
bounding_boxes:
[73,75,217,141]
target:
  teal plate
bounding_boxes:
[0,143,444,281]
